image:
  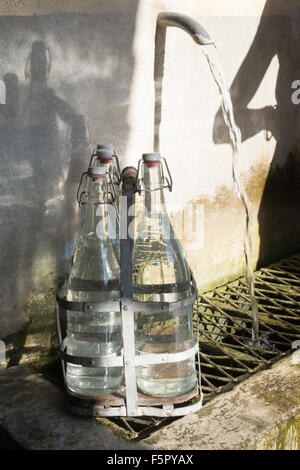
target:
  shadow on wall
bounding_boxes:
[213,0,300,268]
[0,8,138,361]
[1,40,88,367]
[1,40,81,332]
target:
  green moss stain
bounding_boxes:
[4,288,58,371]
[246,414,300,450]
[25,289,57,335]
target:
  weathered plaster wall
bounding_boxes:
[127,0,300,291]
[1,0,300,367]
[0,0,139,344]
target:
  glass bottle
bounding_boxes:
[132,153,197,397]
[65,166,122,397]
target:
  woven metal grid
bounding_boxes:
[197,253,300,398]
[41,254,300,439]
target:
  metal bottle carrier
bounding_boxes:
[56,166,203,417]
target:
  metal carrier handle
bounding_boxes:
[136,156,173,194]
[56,281,203,417]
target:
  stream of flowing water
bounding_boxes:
[202,46,261,346]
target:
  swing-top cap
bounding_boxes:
[142,152,161,162]
[96,149,114,161]
[142,153,161,167]
[87,166,106,178]
[96,143,113,150]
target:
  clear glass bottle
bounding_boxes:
[65,166,122,397]
[132,153,197,397]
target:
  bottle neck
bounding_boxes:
[143,162,165,206]
[96,158,113,173]
[140,163,170,239]
[83,177,114,239]
[95,157,120,189]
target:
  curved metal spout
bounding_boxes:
[154,11,214,151]
[157,12,214,46]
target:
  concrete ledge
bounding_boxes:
[1,352,299,450]
[143,351,300,450]
[0,367,144,450]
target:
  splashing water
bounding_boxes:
[202,46,260,346]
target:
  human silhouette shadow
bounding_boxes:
[0,41,89,367]
[213,0,300,268]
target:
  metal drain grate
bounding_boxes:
[40,253,300,440]
[96,253,300,439]
[197,253,300,398]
